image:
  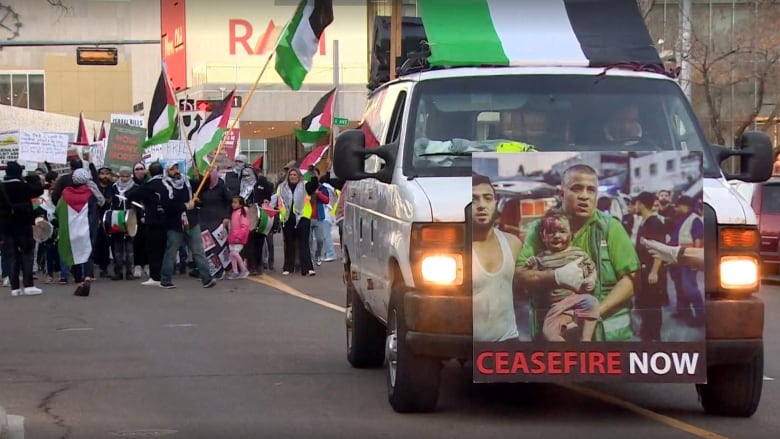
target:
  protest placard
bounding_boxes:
[110,114,145,128]
[105,124,146,170]
[19,131,69,164]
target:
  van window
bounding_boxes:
[762,184,780,213]
[403,74,717,178]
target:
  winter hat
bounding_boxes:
[119,166,133,177]
[72,168,91,185]
[235,154,248,163]
[148,162,163,176]
[4,161,23,179]
[69,158,83,170]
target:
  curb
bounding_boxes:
[0,405,7,439]
[0,406,23,439]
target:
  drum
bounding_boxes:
[247,203,260,231]
[255,205,278,236]
[102,209,138,237]
[33,217,54,242]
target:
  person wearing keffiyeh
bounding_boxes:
[107,167,139,281]
[157,162,216,289]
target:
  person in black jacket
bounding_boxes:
[244,167,275,275]
[158,162,216,289]
[223,154,249,196]
[107,167,140,280]
[127,162,168,286]
[0,162,45,296]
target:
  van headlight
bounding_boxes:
[421,254,463,285]
[719,255,758,291]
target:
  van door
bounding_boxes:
[359,84,408,318]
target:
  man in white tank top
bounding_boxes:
[472,174,523,342]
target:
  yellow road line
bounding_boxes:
[253,274,729,439]
[558,383,730,439]
[249,275,346,313]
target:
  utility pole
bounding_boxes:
[389,0,402,80]
[330,39,340,168]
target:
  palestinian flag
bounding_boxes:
[294,88,335,148]
[298,144,329,182]
[94,120,107,142]
[142,70,179,148]
[416,0,661,68]
[72,112,90,146]
[193,89,236,174]
[56,187,93,266]
[275,0,334,90]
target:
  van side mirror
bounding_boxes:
[333,129,396,184]
[714,131,774,183]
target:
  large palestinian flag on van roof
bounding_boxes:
[417,0,661,68]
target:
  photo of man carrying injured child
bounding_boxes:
[471,151,706,382]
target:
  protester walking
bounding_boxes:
[0,162,45,296]
[158,163,216,289]
[276,168,315,276]
[227,196,250,279]
[128,162,167,286]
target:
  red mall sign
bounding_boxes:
[228,19,327,56]
[161,0,187,91]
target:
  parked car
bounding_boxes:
[732,177,780,277]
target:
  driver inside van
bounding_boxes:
[604,102,643,144]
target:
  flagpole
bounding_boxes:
[162,60,200,177]
[193,19,291,200]
[192,51,275,200]
[328,39,339,171]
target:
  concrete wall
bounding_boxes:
[0,0,160,120]
[0,105,104,135]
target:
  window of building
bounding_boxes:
[0,71,45,111]
[634,167,641,178]
[666,159,675,172]
[649,163,658,176]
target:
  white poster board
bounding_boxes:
[18,131,69,164]
[142,140,191,165]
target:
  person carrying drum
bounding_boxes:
[107,166,140,281]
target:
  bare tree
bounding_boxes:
[688,1,780,144]
[637,0,656,19]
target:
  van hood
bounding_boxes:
[414,177,471,222]
[704,178,757,225]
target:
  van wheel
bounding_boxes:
[346,281,385,368]
[386,286,441,413]
[697,346,763,417]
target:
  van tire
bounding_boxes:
[346,281,386,368]
[697,346,763,417]
[386,286,441,413]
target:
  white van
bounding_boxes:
[335,64,772,417]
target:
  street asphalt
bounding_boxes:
[0,249,778,438]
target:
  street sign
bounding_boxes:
[333,117,349,127]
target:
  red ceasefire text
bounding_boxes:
[476,351,622,375]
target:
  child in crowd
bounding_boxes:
[227,196,250,279]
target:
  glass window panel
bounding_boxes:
[0,74,11,106]
[11,74,28,108]
[28,74,44,111]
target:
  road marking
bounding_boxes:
[249,276,346,313]
[164,324,196,328]
[763,375,775,381]
[56,327,93,332]
[559,383,729,439]
[256,274,730,439]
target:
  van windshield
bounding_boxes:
[402,74,718,178]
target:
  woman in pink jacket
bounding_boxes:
[227,196,250,279]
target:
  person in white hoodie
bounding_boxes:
[319,172,338,262]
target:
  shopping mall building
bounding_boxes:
[0,0,419,170]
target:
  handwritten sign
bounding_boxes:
[144,140,191,163]
[110,114,145,128]
[105,124,146,170]
[19,131,69,164]
[88,141,106,167]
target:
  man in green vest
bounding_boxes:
[515,164,640,341]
